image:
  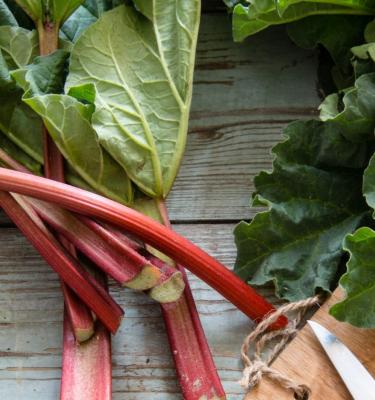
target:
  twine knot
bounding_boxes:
[239,295,321,399]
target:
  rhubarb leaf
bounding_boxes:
[232,3,372,42]
[319,73,375,142]
[24,93,133,204]
[66,2,200,198]
[0,26,42,162]
[10,49,132,202]
[329,227,375,328]
[287,15,370,88]
[0,26,39,69]
[0,130,42,174]
[14,0,43,22]
[234,120,369,301]
[0,0,18,26]
[61,0,123,42]
[1,0,34,28]
[14,0,84,24]
[11,49,69,96]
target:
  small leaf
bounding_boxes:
[66,3,200,198]
[12,49,69,96]
[319,73,375,142]
[0,26,39,68]
[234,120,369,301]
[330,227,375,328]
[61,0,122,42]
[0,27,43,162]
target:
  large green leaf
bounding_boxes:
[234,120,369,301]
[330,227,375,328]
[232,2,373,42]
[25,93,133,203]
[66,2,200,198]
[8,48,133,204]
[319,73,375,142]
[0,26,42,162]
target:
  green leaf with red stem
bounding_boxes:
[0,189,124,333]
[0,167,287,330]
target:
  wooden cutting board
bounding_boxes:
[246,288,375,399]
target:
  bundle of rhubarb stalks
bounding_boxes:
[0,1,286,398]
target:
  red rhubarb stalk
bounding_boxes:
[0,189,123,333]
[60,311,112,400]
[37,13,95,342]
[155,199,225,399]
[0,168,287,329]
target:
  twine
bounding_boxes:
[239,295,322,400]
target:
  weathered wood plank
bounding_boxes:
[0,225,279,399]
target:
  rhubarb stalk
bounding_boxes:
[0,168,287,329]
[0,190,123,333]
[37,12,114,399]
[145,198,225,399]
[36,11,96,342]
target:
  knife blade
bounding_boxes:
[308,320,375,400]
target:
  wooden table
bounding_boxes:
[0,8,319,400]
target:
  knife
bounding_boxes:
[308,320,375,400]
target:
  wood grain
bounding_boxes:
[246,288,375,400]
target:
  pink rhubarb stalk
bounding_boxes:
[0,168,287,329]
[0,189,123,333]
[60,311,112,400]
[156,200,225,399]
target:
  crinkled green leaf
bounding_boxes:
[287,15,370,89]
[363,152,375,213]
[24,93,133,204]
[234,120,369,301]
[232,3,372,42]
[330,227,375,328]
[319,73,375,142]
[0,26,42,162]
[66,3,200,198]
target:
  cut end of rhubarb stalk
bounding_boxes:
[124,263,161,290]
[75,326,96,343]
[149,271,185,303]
